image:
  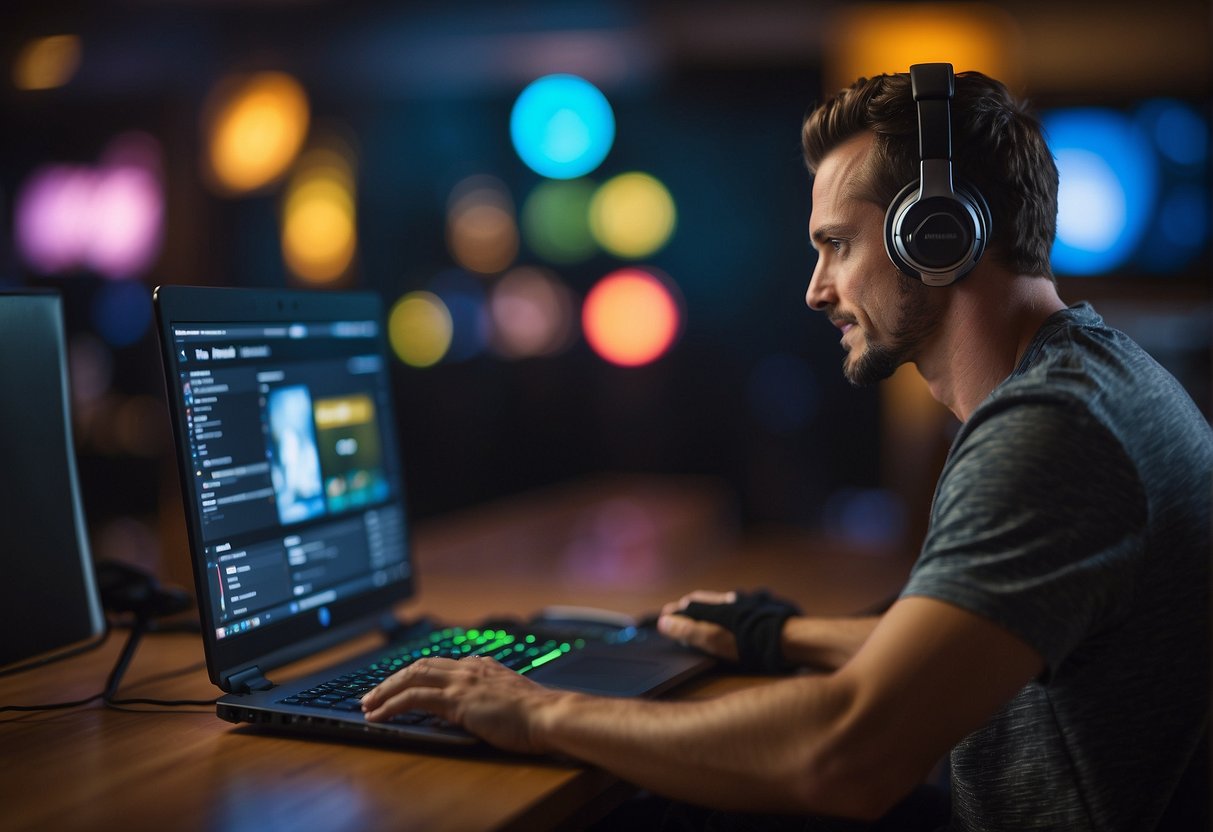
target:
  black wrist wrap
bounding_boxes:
[681,589,801,674]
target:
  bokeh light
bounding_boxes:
[91,280,152,348]
[820,488,906,549]
[15,165,93,274]
[521,179,597,264]
[510,74,615,180]
[86,166,163,278]
[1129,100,1209,273]
[489,266,577,359]
[561,498,664,587]
[281,142,357,284]
[1158,185,1209,247]
[824,4,1021,92]
[13,34,82,91]
[388,291,452,368]
[589,172,676,259]
[429,270,489,362]
[1136,99,1208,168]
[14,132,164,279]
[446,175,519,275]
[1044,108,1157,275]
[582,268,681,367]
[203,71,310,195]
[1145,184,1209,273]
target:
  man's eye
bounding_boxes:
[829,239,843,252]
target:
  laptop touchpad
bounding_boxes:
[539,655,673,696]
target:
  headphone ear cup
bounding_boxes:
[884,181,923,279]
[884,179,990,284]
[955,178,991,254]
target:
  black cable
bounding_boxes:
[1,615,217,713]
[0,627,112,679]
[102,620,216,707]
[101,616,146,701]
[0,622,138,714]
[106,646,215,707]
[105,697,218,708]
[0,691,105,713]
[103,695,218,710]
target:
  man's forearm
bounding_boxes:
[782,615,881,671]
[533,674,857,815]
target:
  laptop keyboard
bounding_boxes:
[276,627,586,725]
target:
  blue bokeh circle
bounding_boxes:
[510,74,615,180]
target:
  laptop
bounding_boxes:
[153,284,712,747]
[0,290,107,669]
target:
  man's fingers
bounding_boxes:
[362,655,512,720]
[656,612,695,641]
[656,613,739,662]
[355,654,555,753]
[661,589,737,618]
[361,657,459,710]
[363,685,449,723]
[680,589,737,608]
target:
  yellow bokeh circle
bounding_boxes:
[389,292,453,368]
[281,144,357,284]
[588,172,676,259]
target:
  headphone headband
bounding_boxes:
[911,63,954,163]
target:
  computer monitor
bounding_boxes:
[0,290,106,668]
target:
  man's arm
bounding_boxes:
[781,615,881,670]
[363,596,1043,820]
[656,589,881,671]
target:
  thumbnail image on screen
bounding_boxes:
[314,393,389,513]
[267,385,326,525]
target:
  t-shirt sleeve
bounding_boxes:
[902,397,1147,675]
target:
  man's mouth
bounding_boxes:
[829,315,858,341]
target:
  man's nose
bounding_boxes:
[805,257,834,311]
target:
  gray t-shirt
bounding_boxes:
[903,303,1211,831]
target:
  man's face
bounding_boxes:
[806,132,941,386]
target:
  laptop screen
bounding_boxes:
[156,287,413,686]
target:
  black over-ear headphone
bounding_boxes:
[884,63,991,287]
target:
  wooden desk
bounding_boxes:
[1,628,646,832]
[1,477,911,832]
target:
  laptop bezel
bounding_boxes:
[153,285,417,691]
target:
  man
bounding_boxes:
[362,68,1211,830]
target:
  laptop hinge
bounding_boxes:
[226,665,274,694]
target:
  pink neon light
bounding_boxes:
[13,133,164,279]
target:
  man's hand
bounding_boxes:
[360,656,567,754]
[656,590,740,662]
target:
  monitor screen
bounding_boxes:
[0,291,106,668]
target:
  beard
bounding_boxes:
[842,275,939,387]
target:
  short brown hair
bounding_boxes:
[802,71,1058,278]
